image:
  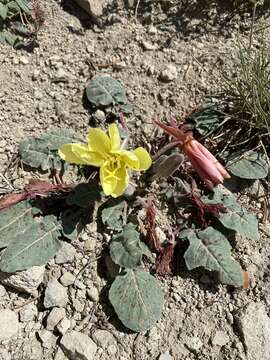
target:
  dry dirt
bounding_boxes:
[0,1,270,360]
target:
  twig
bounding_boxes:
[13,295,41,311]
[134,0,141,19]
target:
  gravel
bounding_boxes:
[60,330,97,360]
[0,309,19,342]
[44,279,68,309]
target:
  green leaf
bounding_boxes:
[3,31,20,47]
[203,187,259,240]
[226,150,269,179]
[15,0,32,14]
[40,129,75,151]
[12,21,31,35]
[182,227,244,287]
[7,1,21,12]
[101,201,127,231]
[110,223,143,268]
[86,76,128,108]
[66,182,101,208]
[19,129,75,171]
[0,201,40,249]
[187,104,225,136]
[0,215,62,272]
[0,4,8,19]
[60,207,85,241]
[109,269,164,332]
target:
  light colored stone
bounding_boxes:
[0,285,6,298]
[159,351,173,360]
[0,309,19,341]
[19,303,38,322]
[38,329,57,349]
[86,285,99,302]
[60,272,76,287]
[84,238,96,251]
[0,349,11,360]
[74,0,106,18]
[19,56,29,65]
[185,336,203,351]
[159,64,178,82]
[92,330,116,348]
[55,243,77,264]
[54,347,69,360]
[236,302,270,360]
[46,307,66,330]
[0,266,45,295]
[57,318,71,335]
[93,109,105,121]
[44,279,68,308]
[212,330,230,347]
[61,330,97,360]
[141,40,157,51]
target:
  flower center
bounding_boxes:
[103,156,123,181]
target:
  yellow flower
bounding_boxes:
[58,123,152,198]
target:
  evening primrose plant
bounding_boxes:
[58,123,152,198]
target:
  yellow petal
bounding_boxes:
[111,166,129,198]
[59,144,104,167]
[108,123,120,150]
[116,150,140,170]
[88,128,111,156]
[133,147,152,171]
[58,144,89,165]
[100,165,117,196]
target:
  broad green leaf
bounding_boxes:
[110,223,143,268]
[109,269,164,332]
[101,201,127,231]
[226,150,269,179]
[0,201,39,249]
[182,227,244,287]
[15,0,32,14]
[66,182,101,208]
[0,4,8,19]
[40,129,75,151]
[203,187,259,240]
[86,76,128,107]
[0,32,6,44]
[19,129,75,171]
[3,31,20,47]
[0,215,62,272]
[187,104,224,136]
[60,207,85,241]
[12,21,31,35]
[7,1,21,12]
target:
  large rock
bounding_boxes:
[0,266,45,295]
[55,243,77,265]
[0,309,19,341]
[60,330,97,360]
[44,279,68,309]
[73,0,107,20]
[19,303,38,322]
[46,307,66,330]
[92,330,116,348]
[236,302,270,360]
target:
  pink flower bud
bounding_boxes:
[155,120,230,189]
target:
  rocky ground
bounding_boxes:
[0,0,270,359]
